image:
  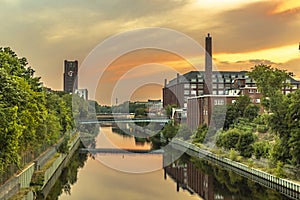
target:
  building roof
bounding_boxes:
[165,70,300,87]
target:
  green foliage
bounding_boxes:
[223,104,239,130]
[216,129,240,150]
[223,95,253,130]
[244,104,259,121]
[134,107,147,117]
[111,101,147,113]
[229,148,238,161]
[248,64,290,96]
[253,141,270,159]
[236,131,255,158]
[274,161,285,178]
[160,121,178,143]
[235,95,251,117]
[0,47,75,172]
[193,124,208,144]
[58,135,70,154]
[248,64,290,111]
[257,125,268,133]
[164,104,177,118]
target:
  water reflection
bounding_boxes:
[46,146,88,200]
[165,155,292,200]
[46,126,295,200]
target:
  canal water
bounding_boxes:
[47,125,294,200]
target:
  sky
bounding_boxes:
[1,0,300,105]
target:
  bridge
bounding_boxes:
[79,148,164,154]
[79,118,170,124]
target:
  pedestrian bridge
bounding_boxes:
[79,118,169,124]
[79,148,164,154]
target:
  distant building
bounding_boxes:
[63,60,78,93]
[147,99,163,116]
[75,88,88,100]
[163,70,256,109]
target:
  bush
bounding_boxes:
[57,135,70,154]
[219,129,240,150]
[253,141,270,159]
[257,125,268,133]
[193,124,208,144]
[236,131,255,158]
[229,148,238,161]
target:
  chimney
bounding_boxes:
[204,33,212,95]
[164,79,167,87]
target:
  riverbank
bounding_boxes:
[0,132,80,200]
[171,138,300,200]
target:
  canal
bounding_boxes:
[47,125,294,200]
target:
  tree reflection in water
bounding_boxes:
[46,144,88,200]
[165,155,292,200]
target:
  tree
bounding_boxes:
[235,95,251,117]
[193,124,208,144]
[161,122,178,142]
[287,90,300,165]
[0,47,76,172]
[164,104,177,118]
[216,129,240,150]
[236,131,255,158]
[253,141,270,159]
[244,104,259,121]
[247,64,290,111]
[224,104,239,130]
[134,107,147,117]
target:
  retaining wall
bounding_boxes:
[171,139,300,200]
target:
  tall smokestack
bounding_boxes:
[204,33,212,95]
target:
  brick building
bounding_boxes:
[163,34,300,130]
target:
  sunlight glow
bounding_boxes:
[215,44,299,63]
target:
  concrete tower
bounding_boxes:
[63,60,78,93]
[204,33,212,95]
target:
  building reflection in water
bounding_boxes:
[164,156,290,200]
[165,160,223,200]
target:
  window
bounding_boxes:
[184,90,189,95]
[214,99,225,105]
[232,100,236,104]
[191,78,196,82]
[213,84,217,89]
[218,84,224,89]
[191,90,196,95]
[191,84,197,89]
[184,84,189,89]
[256,99,261,103]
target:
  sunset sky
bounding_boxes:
[1,0,300,105]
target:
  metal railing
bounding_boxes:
[172,139,300,200]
